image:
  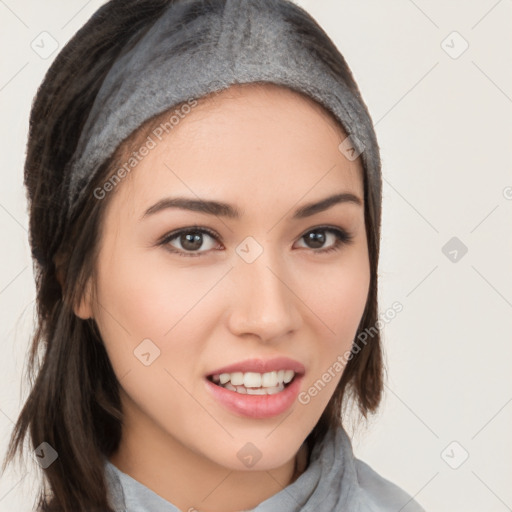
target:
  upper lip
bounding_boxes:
[206,357,306,377]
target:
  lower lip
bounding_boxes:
[204,375,304,419]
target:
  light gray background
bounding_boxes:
[1,1,511,511]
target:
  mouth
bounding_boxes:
[204,371,304,419]
[203,357,305,419]
[206,369,298,395]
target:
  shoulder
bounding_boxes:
[353,458,426,512]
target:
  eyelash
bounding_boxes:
[158,225,354,258]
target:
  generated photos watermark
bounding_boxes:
[298,301,403,405]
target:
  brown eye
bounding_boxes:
[295,227,353,254]
[160,227,221,257]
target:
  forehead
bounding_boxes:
[110,83,364,215]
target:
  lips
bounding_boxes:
[203,356,306,418]
[205,356,306,377]
[204,372,305,418]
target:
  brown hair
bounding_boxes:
[1,1,383,510]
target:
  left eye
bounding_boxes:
[295,227,353,253]
[159,226,353,257]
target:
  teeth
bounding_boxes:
[230,372,244,386]
[212,370,296,390]
[283,369,295,383]
[262,371,277,387]
[243,372,261,387]
[223,382,285,395]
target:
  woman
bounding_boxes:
[2,0,425,511]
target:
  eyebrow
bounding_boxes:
[141,192,363,221]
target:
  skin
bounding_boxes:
[76,83,370,512]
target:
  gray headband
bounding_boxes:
[65,0,380,219]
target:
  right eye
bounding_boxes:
[159,226,223,257]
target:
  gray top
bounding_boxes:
[103,426,426,512]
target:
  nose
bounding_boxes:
[226,250,302,343]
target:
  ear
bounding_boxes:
[54,251,94,320]
[54,251,95,319]
[74,277,94,320]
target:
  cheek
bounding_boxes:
[296,250,370,409]
[305,249,370,343]
[91,251,220,432]
[97,249,196,332]
[92,247,226,373]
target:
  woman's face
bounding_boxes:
[79,84,369,476]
